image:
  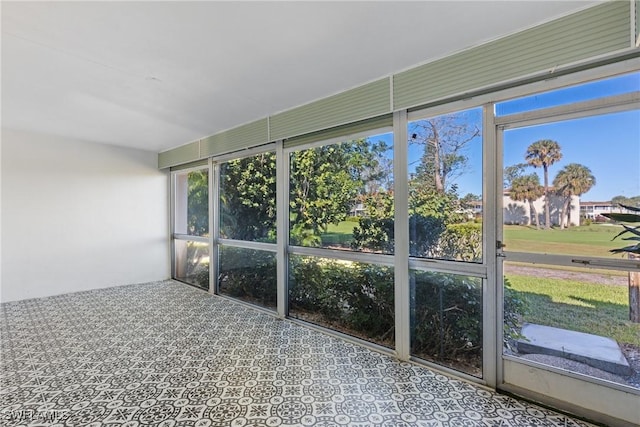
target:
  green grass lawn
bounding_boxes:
[320,220,638,344]
[503,224,624,257]
[507,273,640,346]
[321,221,357,246]
[323,222,626,256]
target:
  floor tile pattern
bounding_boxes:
[1,281,592,426]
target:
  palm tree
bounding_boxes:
[510,174,544,229]
[553,163,596,228]
[525,139,562,229]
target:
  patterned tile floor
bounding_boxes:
[0,280,593,427]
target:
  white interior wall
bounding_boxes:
[0,129,170,302]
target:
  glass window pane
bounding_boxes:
[408,108,483,262]
[410,270,483,377]
[174,169,209,237]
[503,261,639,390]
[502,110,640,258]
[218,246,276,310]
[219,152,276,242]
[174,240,209,290]
[289,133,394,254]
[289,255,394,348]
[496,72,639,116]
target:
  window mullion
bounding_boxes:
[483,103,498,388]
[276,140,288,318]
[170,173,176,280]
[393,110,410,360]
[210,159,220,295]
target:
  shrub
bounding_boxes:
[352,216,483,262]
[288,257,530,366]
[193,264,210,288]
[351,214,447,256]
[409,215,447,257]
[195,243,526,368]
[411,271,482,363]
[289,257,395,346]
[503,277,528,352]
[184,242,210,289]
[218,247,277,307]
[602,203,640,255]
[440,222,482,262]
[351,217,394,253]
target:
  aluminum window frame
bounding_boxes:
[405,100,493,383]
[170,163,213,290]
[493,66,640,414]
[283,124,395,263]
[283,123,398,355]
[406,101,488,270]
[212,144,279,308]
[496,90,640,272]
[167,57,640,407]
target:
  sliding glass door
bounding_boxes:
[496,73,640,424]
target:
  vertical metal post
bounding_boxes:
[169,172,176,280]
[486,105,500,388]
[173,173,189,279]
[210,158,219,295]
[276,140,288,318]
[394,110,410,360]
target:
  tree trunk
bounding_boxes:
[529,201,539,229]
[559,198,570,229]
[543,165,550,229]
[430,122,444,192]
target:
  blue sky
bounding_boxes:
[398,71,639,201]
[504,110,639,201]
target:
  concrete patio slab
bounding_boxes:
[517,323,632,376]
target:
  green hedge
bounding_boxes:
[202,247,525,370]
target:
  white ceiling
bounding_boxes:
[1,1,602,153]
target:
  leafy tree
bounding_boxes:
[460,193,481,212]
[611,195,640,208]
[510,174,544,229]
[360,140,393,194]
[353,113,482,258]
[410,112,480,193]
[525,139,562,228]
[219,152,277,241]
[187,170,209,236]
[409,185,463,258]
[289,139,383,245]
[217,139,387,248]
[553,163,595,228]
[410,183,464,223]
[351,189,395,253]
[352,182,468,258]
[503,163,530,189]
